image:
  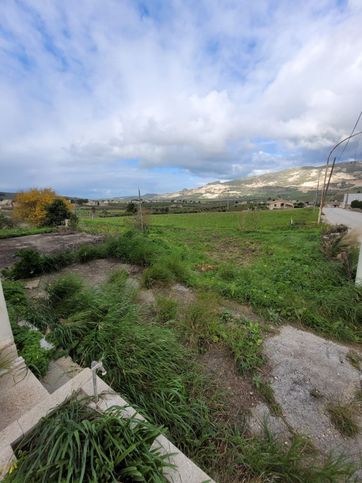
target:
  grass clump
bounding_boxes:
[143,253,191,288]
[327,403,359,437]
[236,424,356,482]
[155,296,178,323]
[6,398,169,483]
[346,350,361,370]
[252,375,282,416]
[45,271,215,459]
[11,323,51,377]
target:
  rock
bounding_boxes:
[24,279,40,289]
[264,325,362,461]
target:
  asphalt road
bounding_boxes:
[323,207,362,230]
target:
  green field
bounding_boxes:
[80,209,361,342]
[0,226,53,239]
[5,207,360,481]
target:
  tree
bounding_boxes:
[44,198,72,226]
[13,188,72,226]
[126,202,137,214]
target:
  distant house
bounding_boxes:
[0,199,13,208]
[343,193,362,208]
[268,199,294,210]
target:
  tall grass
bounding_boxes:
[4,273,357,481]
[6,398,169,482]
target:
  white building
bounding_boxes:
[343,193,362,208]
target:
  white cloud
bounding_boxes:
[0,0,362,196]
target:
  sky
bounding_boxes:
[1,0,362,198]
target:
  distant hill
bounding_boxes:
[147,160,362,201]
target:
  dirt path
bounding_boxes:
[0,232,103,269]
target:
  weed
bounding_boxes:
[155,296,178,323]
[236,423,356,482]
[346,350,361,370]
[253,378,282,416]
[7,398,169,482]
[327,403,359,437]
[11,323,52,377]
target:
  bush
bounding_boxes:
[351,199,362,209]
[0,212,14,228]
[11,249,44,278]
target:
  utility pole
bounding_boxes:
[317,130,362,224]
[138,188,144,232]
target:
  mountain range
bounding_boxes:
[138,160,362,201]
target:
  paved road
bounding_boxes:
[323,207,362,231]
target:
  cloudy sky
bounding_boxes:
[1,0,362,198]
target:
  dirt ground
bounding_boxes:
[0,232,103,269]
[24,259,141,297]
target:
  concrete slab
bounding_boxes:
[0,232,104,269]
[41,357,82,393]
[264,326,362,461]
[0,365,48,431]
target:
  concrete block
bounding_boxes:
[152,435,214,483]
[0,445,16,481]
[0,421,23,450]
[51,368,93,405]
[17,396,56,435]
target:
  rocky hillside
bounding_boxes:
[155,160,362,200]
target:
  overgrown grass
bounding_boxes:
[3,273,357,481]
[11,323,52,377]
[327,403,360,437]
[235,423,356,482]
[76,210,362,342]
[6,398,169,482]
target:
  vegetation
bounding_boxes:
[0,226,52,239]
[351,199,362,209]
[3,266,357,481]
[2,208,361,480]
[11,323,52,377]
[327,403,360,437]
[13,188,72,226]
[75,209,362,342]
[6,398,169,483]
[44,198,71,226]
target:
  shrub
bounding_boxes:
[11,249,44,278]
[0,212,14,228]
[351,199,362,209]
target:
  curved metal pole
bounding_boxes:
[317,130,362,224]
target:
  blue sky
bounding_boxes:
[1,0,362,198]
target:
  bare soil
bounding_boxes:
[0,232,104,269]
[199,345,260,426]
[24,259,141,298]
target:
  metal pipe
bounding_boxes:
[91,360,107,402]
